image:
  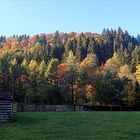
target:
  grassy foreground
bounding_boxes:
[0,112,140,140]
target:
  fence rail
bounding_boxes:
[14,104,83,112]
[13,104,140,112]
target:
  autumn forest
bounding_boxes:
[1,27,140,107]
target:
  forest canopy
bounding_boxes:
[1,27,140,107]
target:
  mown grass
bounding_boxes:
[0,112,140,140]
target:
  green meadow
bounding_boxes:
[0,112,140,140]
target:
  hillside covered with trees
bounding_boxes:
[1,27,140,107]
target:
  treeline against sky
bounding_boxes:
[1,27,140,106]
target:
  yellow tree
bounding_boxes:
[122,80,136,107]
[118,64,135,81]
[112,52,121,66]
[9,58,19,97]
[80,53,98,77]
[27,60,39,103]
[135,64,140,84]
[80,53,98,105]
[28,60,38,73]
[85,84,95,105]
[45,58,59,104]
[65,51,79,105]
[45,58,59,85]
[104,58,118,74]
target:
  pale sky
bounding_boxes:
[0,0,139,36]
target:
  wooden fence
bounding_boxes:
[13,104,140,112]
[14,104,83,112]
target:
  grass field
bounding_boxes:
[0,112,140,140]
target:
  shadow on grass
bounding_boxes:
[10,112,41,125]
